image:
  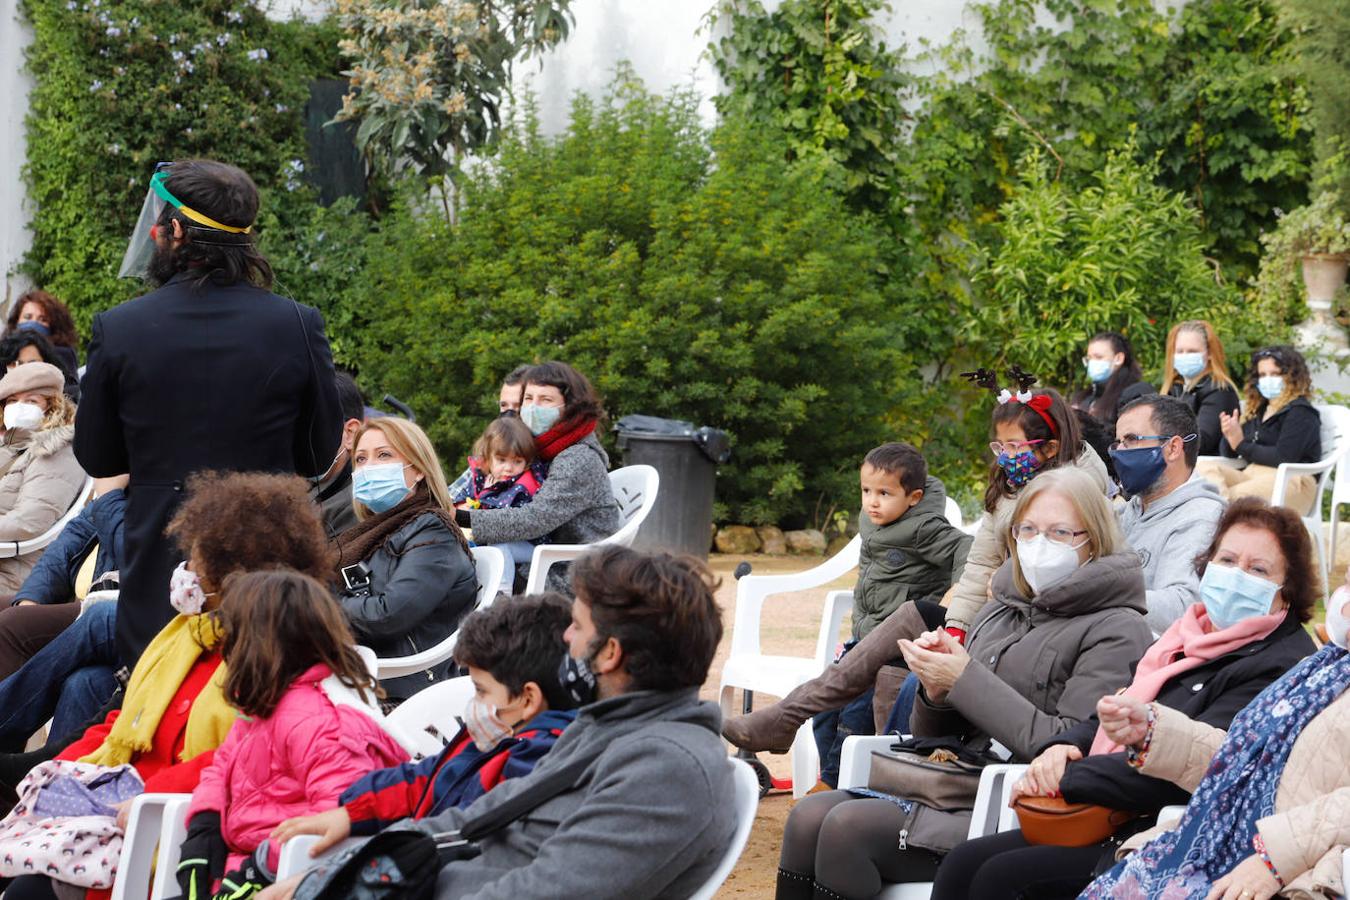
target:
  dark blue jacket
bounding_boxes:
[12,488,125,606]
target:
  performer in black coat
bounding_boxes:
[74,159,342,666]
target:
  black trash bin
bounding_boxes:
[614,415,731,558]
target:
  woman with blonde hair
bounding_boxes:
[334,417,478,704]
[1200,344,1322,513]
[1160,319,1240,456]
[0,362,85,592]
[774,467,1152,899]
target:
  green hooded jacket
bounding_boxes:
[852,475,971,639]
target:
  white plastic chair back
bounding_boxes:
[522,465,660,593]
[373,545,505,681]
[384,675,476,759]
[943,496,962,529]
[1272,404,1350,588]
[686,759,761,900]
[0,475,95,560]
[110,792,193,900]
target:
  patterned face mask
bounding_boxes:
[997,449,1042,489]
[169,561,215,615]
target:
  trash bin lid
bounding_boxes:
[614,415,731,464]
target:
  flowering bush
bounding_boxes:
[333,0,574,197]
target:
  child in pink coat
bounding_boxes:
[176,570,408,899]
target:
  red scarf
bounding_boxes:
[535,417,597,462]
[1089,602,1287,756]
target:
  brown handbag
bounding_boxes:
[865,747,984,812]
[1012,795,1139,847]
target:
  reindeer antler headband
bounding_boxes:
[960,366,1057,436]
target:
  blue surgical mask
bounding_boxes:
[16,321,50,337]
[1085,358,1113,384]
[1199,563,1280,630]
[1257,375,1285,401]
[1173,352,1205,380]
[353,462,412,513]
[520,403,561,437]
[1109,445,1166,497]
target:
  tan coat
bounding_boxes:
[0,424,86,592]
[945,443,1110,630]
[1119,692,1350,898]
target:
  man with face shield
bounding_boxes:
[75,159,343,668]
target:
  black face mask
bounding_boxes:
[557,648,598,707]
[498,409,519,419]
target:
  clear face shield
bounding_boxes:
[117,163,253,278]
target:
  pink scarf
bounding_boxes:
[1089,602,1287,756]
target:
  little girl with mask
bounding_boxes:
[175,571,407,900]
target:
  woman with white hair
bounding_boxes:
[775,467,1154,899]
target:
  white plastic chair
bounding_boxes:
[687,758,760,900]
[110,792,192,900]
[522,465,659,594]
[383,674,476,760]
[837,735,1025,900]
[374,545,505,680]
[943,497,962,530]
[1157,805,1185,828]
[719,535,860,798]
[0,475,94,560]
[1271,403,1350,590]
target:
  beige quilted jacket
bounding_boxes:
[0,425,85,593]
[1118,691,1350,898]
[945,443,1110,630]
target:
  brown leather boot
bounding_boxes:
[721,602,928,752]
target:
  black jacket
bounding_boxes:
[1044,612,1315,813]
[1220,396,1322,467]
[74,273,343,665]
[1073,378,1156,435]
[339,512,478,701]
[1167,376,1240,456]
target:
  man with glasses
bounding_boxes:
[1108,395,1226,633]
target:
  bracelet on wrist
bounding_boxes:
[1252,833,1285,887]
[1125,703,1157,769]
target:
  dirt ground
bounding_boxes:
[698,543,1350,898]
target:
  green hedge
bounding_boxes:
[20,0,341,334]
[350,79,911,526]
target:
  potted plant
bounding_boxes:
[1277,191,1350,305]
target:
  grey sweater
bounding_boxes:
[423,688,737,900]
[469,433,619,590]
[1117,473,1225,634]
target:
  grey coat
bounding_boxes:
[468,433,619,591]
[423,688,737,900]
[1117,473,1225,633]
[912,551,1153,762]
[853,475,971,639]
[338,512,478,701]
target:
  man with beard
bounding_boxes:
[75,159,342,668]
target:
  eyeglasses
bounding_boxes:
[1012,522,1088,546]
[1109,433,1172,452]
[990,439,1045,456]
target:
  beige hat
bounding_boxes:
[0,362,65,402]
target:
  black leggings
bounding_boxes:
[780,790,940,898]
[931,828,1110,900]
[3,876,59,900]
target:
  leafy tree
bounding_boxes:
[1276,0,1350,199]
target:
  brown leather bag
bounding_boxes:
[1012,795,1139,847]
[865,747,984,812]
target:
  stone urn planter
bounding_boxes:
[1301,253,1349,309]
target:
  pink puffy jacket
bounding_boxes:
[187,664,409,861]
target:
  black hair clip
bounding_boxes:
[960,368,1001,395]
[1007,366,1038,394]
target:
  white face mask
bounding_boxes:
[1328,586,1350,649]
[1015,533,1086,595]
[3,401,44,432]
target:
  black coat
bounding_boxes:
[74,274,343,665]
[1043,612,1315,813]
[338,512,478,701]
[1220,395,1322,467]
[1167,376,1240,456]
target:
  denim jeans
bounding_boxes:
[883,672,922,736]
[0,602,119,747]
[812,688,876,789]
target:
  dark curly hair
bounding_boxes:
[7,290,78,350]
[1193,497,1316,624]
[165,471,335,589]
[572,545,722,692]
[455,593,575,711]
[1242,345,1313,423]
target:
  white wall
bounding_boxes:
[0,0,34,305]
